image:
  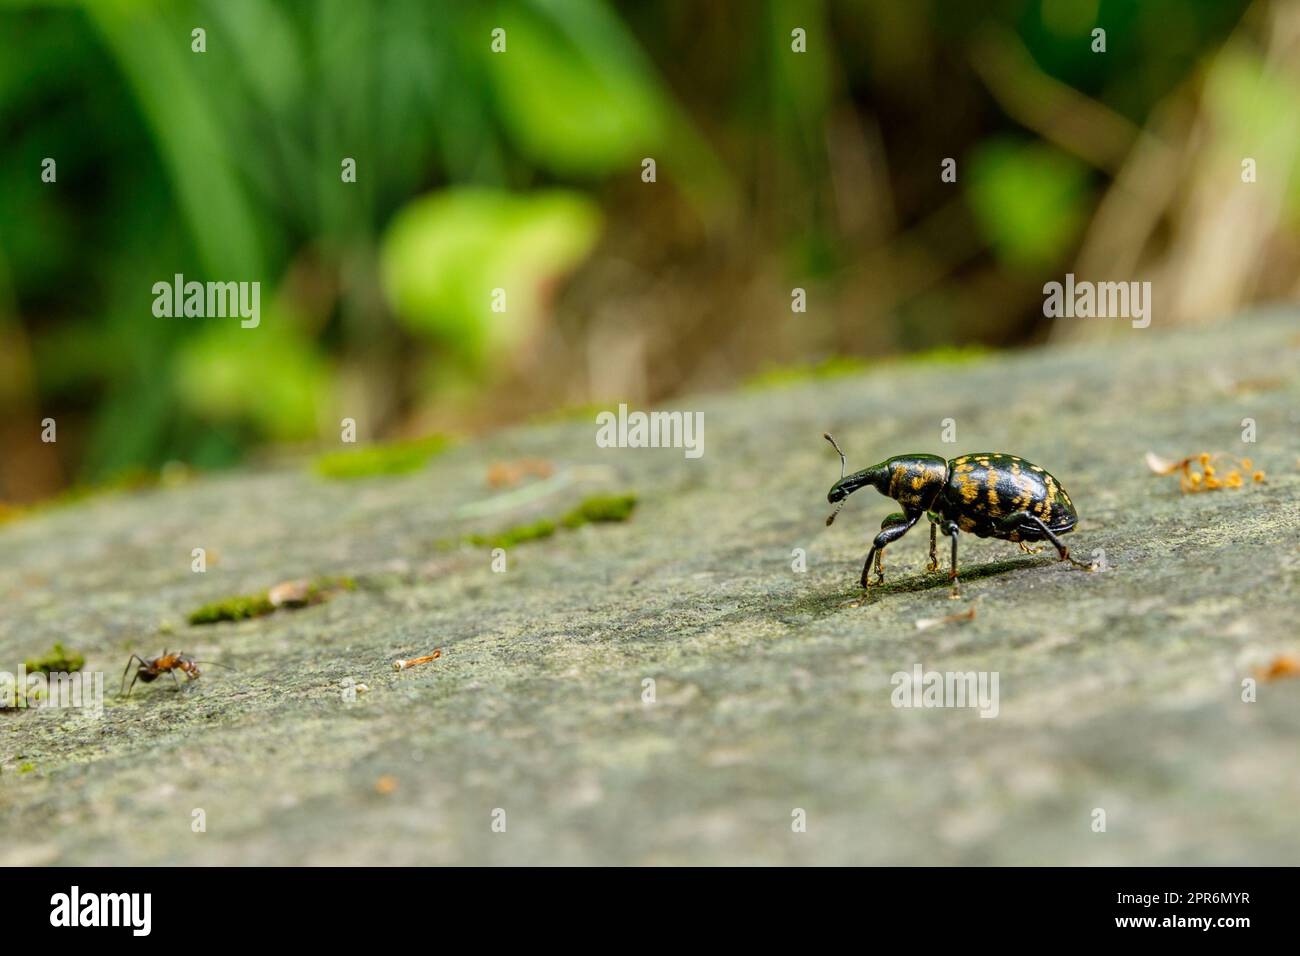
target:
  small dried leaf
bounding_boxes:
[1255,654,1300,683]
[269,580,311,608]
[1144,451,1184,476]
[915,607,976,630]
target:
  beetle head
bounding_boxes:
[824,434,881,524]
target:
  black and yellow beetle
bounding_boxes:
[823,434,1092,595]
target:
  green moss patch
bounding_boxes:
[527,401,629,425]
[0,465,192,528]
[314,436,450,480]
[465,493,637,550]
[188,576,355,625]
[744,346,990,390]
[468,519,558,549]
[188,592,276,625]
[744,356,871,389]
[24,643,85,674]
[560,493,638,527]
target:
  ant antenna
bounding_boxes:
[824,433,846,479]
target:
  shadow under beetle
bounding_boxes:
[823,434,1093,597]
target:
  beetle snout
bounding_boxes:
[828,482,847,504]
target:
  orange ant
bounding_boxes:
[120,650,230,697]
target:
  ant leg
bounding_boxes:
[927,521,940,572]
[946,522,962,599]
[997,513,1092,570]
[861,510,920,589]
[120,655,147,697]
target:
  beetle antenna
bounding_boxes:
[824,433,846,478]
[825,499,847,526]
[824,433,849,525]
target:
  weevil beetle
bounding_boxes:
[823,434,1092,596]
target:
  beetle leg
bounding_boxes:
[927,521,940,572]
[945,521,962,599]
[859,551,874,589]
[1017,541,1042,554]
[998,513,1093,570]
[860,510,920,589]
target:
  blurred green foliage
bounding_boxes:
[381,188,602,364]
[0,0,709,492]
[967,139,1091,270]
[0,0,1273,504]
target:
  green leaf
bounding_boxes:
[965,139,1091,270]
[380,187,601,363]
[482,2,669,175]
[172,317,330,442]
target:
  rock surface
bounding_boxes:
[2,309,1297,865]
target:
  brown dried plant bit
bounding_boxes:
[393,649,441,671]
[1146,450,1265,494]
[487,457,555,489]
[486,461,519,488]
[268,575,355,608]
[268,579,312,608]
[1255,654,1300,683]
[915,606,977,631]
[1144,451,1188,476]
[374,775,399,796]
